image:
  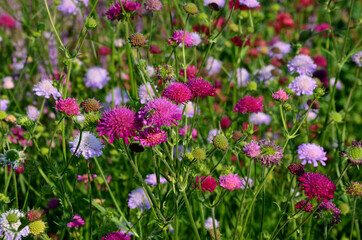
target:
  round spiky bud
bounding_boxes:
[81,98,101,113]
[129,143,145,153]
[232,131,243,141]
[0,193,10,204]
[29,220,46,235]
[247,81,257,91]
[330,111,343,123]
[283,103,292,112]
[27,209,43,222]
[213,135,229,151]
[0,149,25,169]
[84,113,100,128]
[346,182,362,197]
[313,87,325,99]
[183,3,198,15]
[192,148,206,160]
[129,33,147,47]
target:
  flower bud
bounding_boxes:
[183,3,198,15]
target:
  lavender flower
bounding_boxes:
[106,87,129,105]
[26,105,40,121]
[239,0,260,8]
[204,217,219,230]
[243,142,260,158]
[351,51,362,67]
[69,132,104,159]
[269,41,291,59]
[254,65,278,84]
[190,32,202,46]
[289,75,317,96]
[206,57,222,75]
[128,187,152,212]
[145,173,167,186]
[138,83,157,104]
[84,67,110,89]
[233,68,250,87]
[0,99,10,111]
[203,0,225,7]
[250,112,272,125]
[33,79,61,99]
[297,143,327,167]
[0,209,30,240]
[287,54,317,76]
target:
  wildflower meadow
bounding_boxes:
[1,0,362,239]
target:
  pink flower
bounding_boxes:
[195,176,218,192]
[134,127,168,147]
[178,125,197,140]
[243,142,260,158]
[234,96,263,114]
[219,173,242,190]
[298,173,336,202]
[162,82,192,104]
[67,214,85,228]
[0,14,16,28]
[221,116,231,130]
[313,55,327,67]
[180,65,197,80]
[168,30,194,48]
[105,0,141,21]
[55,98,81,116]
[77,174,97,183]
[272,90,289,102]
[186,77,216,98]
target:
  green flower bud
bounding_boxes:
[313,87,326,99]
[183,3,198,15]
[283,103,292,112]
[247,81,258,91]
[192,148,206,161]
[86,17,97,29]
[29,220,46,236]
[330,111,343,123]
[213,135,229,151]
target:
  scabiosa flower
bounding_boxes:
[195,176,218,192]
[289,75,317,96]
[3,76,14,89]
[346,182,362,197]
[69,131,104,159]
[162,82,192,104]
[145,174,167,186]
[128,187,152,212]
[351,51,362,67]
[179,125,198,140]
[287,54,317,76]
[0,99,9,111]
[206,57,222,75]
[213,135,229,151]
[204,0,225,7]
[0,149,25,170]
[272,90,289,102]
[134,127,168,147]
[105,0,141,21]
[33,79,61,99]
[0,209,30,240]
[342,141,362,165]
[298,173,336,201]
[255,139,283,167]
[190,32,202,46]
[139,98,182,127]
[234,68,250,87]
[81,98,101,113]
[146,66,155,77]
[26,210,44,222]
[144,0,163,11]
[318,201,341,226]
[269,41,291,59]
[138,83,157,104]
[168,30,193,48]
[97,107,142,144]
[83,67,110,89]
[55,98,81,116]
[219,173,242,190]
[243,142,260,158]
[221,116,231,130]
[250,112,271,125]
[330,77,343,90]
[295,200,313,212]
[234,96,263,114]
[67,214,85,228]
[288,163,305,176]
[254,65,278,84]
[26,105,40,121]
[186,77,216,98]
[106,87,129,105]
[297,143,327,167]
[238,0,260,8]
[204,217,220,230]
[102,232,131,240]
[129,33,147,47]
[0,14,16,28]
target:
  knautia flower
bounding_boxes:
[138,83,157,104]
[254,65,277,84]
[0,99,9,111]
[55,98,81,116]
[206,57,222,75]
[0,209,30,240]
[288,163,305,176]
[144,0,163,11]
[67,214,85,228]
[105,0,141,21]
[138,98,182,127]
[243,142,260,158]
[195,176,218,192]
[162,82,193,104]
[272,90,289,102]
[269,41,291,59]
[234,68,250,87]
[128,187,152,212]
[33,79,61,99]
[145,173,167,186]
[287,54,317,76]
[190,32,202,46]
[351,50,362,67]
[0,149,25,169]
[106,87,129,105]
[298,173,336,202]
[204,0,225,8]
[129,33,147,47]
[240,176,253,189]
[318,201,341,226]
[26,105,40,121]
[342,141,362,165]
[330,77,343,90]
[186,77,216,98]
[97,106,142,144]
[234,96,263,114]
[238,0,260,8]
[297,143,327,167]
[219,173,242,190]
[295,200,313,212]
[289,75,317,96]
[204,217,220,230]
[83,67,110,89]
[180,102,196,118]
[69,131,104,159]
[3,76,14,89]
[102,232,131,240]
[250,112,271,125]
[134,127,168,147]
[346,182,362,197]
[28,220,46,236]
[168,30,193,48]
[255,139,283,167]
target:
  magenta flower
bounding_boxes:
[178,125,197,140]
[255,139,283,167]
[105,0,141,21]
[272,90,289,102]
[243,142,260,158]
[186,77,216,98]
[168,30,194,48]
[162,82,193,104]
[97,107,142,144]
[134,127,168,147]
[298,173,336,202]
[295,200,313,212]
[234,96,263,114]
[102,232,131,240]
[219,173,242,191]
[195,176,218,193]
[138,98,182,127]
[55,98,81,116]
[67,214,85,228]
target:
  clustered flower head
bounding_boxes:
[289,75,317,96]
[298,173,336,202]
[0,149,25,169]
[254,139,283,167]
[0,209,30,239]
[162,82,193,104]
[102,232,131,240]
[250,112,271,125]
[128,187,152,212]
[168,30,194,48]
[28,220,46,236]
[55,97,81,116]
[97,106,142,144]
[243,142,260,158]
[272,90,289,102]
[186,77,216,98]
[33,79,61,99]
[105,0,141,21]
[204,217,220,230]
[219,173,242,190]
[69,131,104,159]
[134,127,168,147]
[346,182,362,197]
[287,54,317,76]
[129,33,147,47]
[297,143,327,167]
[81,98,101,113]
[195,176,218,192]
[83,67,110,89]
[145,173,167,186]
[318,201,341,226]
[67,214,85,228]
[234,96,263,114]
[288,163,305,176]
[342,141,362,165]
[138,83,157,104]
[213,135,229,151]
[144,0,163,11]
[295,200,313,212]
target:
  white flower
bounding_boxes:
[0,209,30,240]
[83,67,110,89]
[250,112,272,125]
[0,149,25,169]
[204,217,219,230]
[33,79,61,99]
[146,66,155,77]
[69,132,104,159]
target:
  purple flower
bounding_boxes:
[33,79,61,99]
[0,99,9,111]
[105,1,141,21]
[297,143,327,167]
[190,32,202,46]
[69,131,104,159]
[289,75,317,96]
[67,214,85,228]
[204,217,219,230]
[254,65,278,84]
[351,51,362,67]
[84,67,110,89]
[26,105,40,121]
[238,0,260,8]
[144,0,163,11]
[240,176,253,189]
[58,0,79,15]
[138,83,157,104]
[234,68,250,87]
[206,57,222,75]
[128,187,152,212]
[219,173,242,190]
[287,54,317,76]
[243,142,260,158]
[269,41,291,59]
[318,201,341,226]
[134,127,168,147]
[204,0,225,7]
[250,112,271,125]
[145,173,167,186]
[255,139,283,167]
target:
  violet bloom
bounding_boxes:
[240,176,253,189]
[204,0,225,7]
[106,87,129,105]
[138,83,157,104]
[128,187,152,212]
[239,0,260,8]
[69,132,104,159]
[297,143,327,167]
[190,32,202,46]
[351,51,362,67]
[1,99,10,111]
[58,0,79,15]
[289,75,316,96]
[287,54,317,76]
[206,57,222,75]
[255,139,283,167]
[145,173,167,186]
[208,129,220,143]
[169,30,194,48]
[204,217,219,230]
[269,41,291,59]
[134,127,168,147]
[84,67,110,89]
[250,112,271,125]
[67,214,85,228]
[254,65,278,84]
[318,201,341,226]
[33,79,61,99]
[233,68,250,87]
[219,173,242,190]
[243,142,260,158]
[26,105,40,121]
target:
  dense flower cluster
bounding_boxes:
[298,173,336,202]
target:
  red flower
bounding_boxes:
[149,45,162,54]
[0,14,16,28]
[195,176,218,193]
[298,173,336,202]
[234,96,263,114]
[231,36,251,47]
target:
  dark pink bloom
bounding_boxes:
[186,77,216,98]
[8,127,32,147]
[105,1,141,21]
[272,90,289,102]
[178,125,197,140]
[134,127,168,147]
[55,98,81,116]
[221,116,231,130]
[102,231,131,240]
[234,96,263,114]
[67,214,85,228]
[149,45,162,54]
[313,55,327,67]
[0,14,16,28]
[219,173,242,191]
[180,65,197,80]
[168,30,193,48]
[47,198,60,209]
[315,23,330,32]
[162,82,192,104]
[295,200,313,212]
[195,176,218,193]
[298,173,336,202]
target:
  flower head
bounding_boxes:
[145,173,167,186]
[138,98,182,127]
[238,0,260,8]
[234,68,250,87]
[243,142,260,158]
[129,33,147,47]
[186,77,216,98]
[56,98,81,116]
[179,125,198,140]
[346,182,362,197]
[162,82,192,104]
[206,57,222,75]
[343,141,362,165]
[67,214,85,228]
[102,232,131,240]
[69,131,104,159]
[97,107,142,144]
[213,135,229,151]
[33,79,61,99]
[0,149,25,170]
[81,98,101,113]
[255,139,283,167]
[134,127,168,147]
[269,41,291,59]
[26,210,44,222]
[204,0,225,8]
[289,75,317,96]
[144,0,163,11]
[58,0,82,15]
[318,201,341,226]
[288,163,305,176]
[295,200,313,212]
[250,112,271,125]
[105,1,141,21]
[297,143,327,167]
[234,96,263,114]
[128,187,152,212]
[0,99,9,111]
[240,176,253,189]
[219,173,242,190]
[351,51,362,67]
[0,14,16,28]
[298,173,336,202]
[138,83,157,104]
[169,30,193,48]
[28,220,46,236]
[287,54,317,76]
[204,217,219,230]
[272,90,289,102]
[195,176,218,192]
[26,105,40,121]
[0,209,30,240]
[84,67,110,89]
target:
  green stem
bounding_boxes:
[87,160,93,239]
[350,198,357,240]
[181,190,201,240]
[13,171,18,208]
[22,175,31,211]
[212,207,218,240]
[4,168,12,195]
[335,162,350,186]
[43,0,65,49]
[259,166,265,240]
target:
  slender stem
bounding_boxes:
[259,166,265,240]
[43,0,65,49]
[211,207,218,240]
[181,190,201,240]
[4,168,12,195]
[13,171,18,209]
[335,162,350,186]
[350,198,357,240]
[341,0,355,59]
[22,175,31,211]
[87,160,93,239]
